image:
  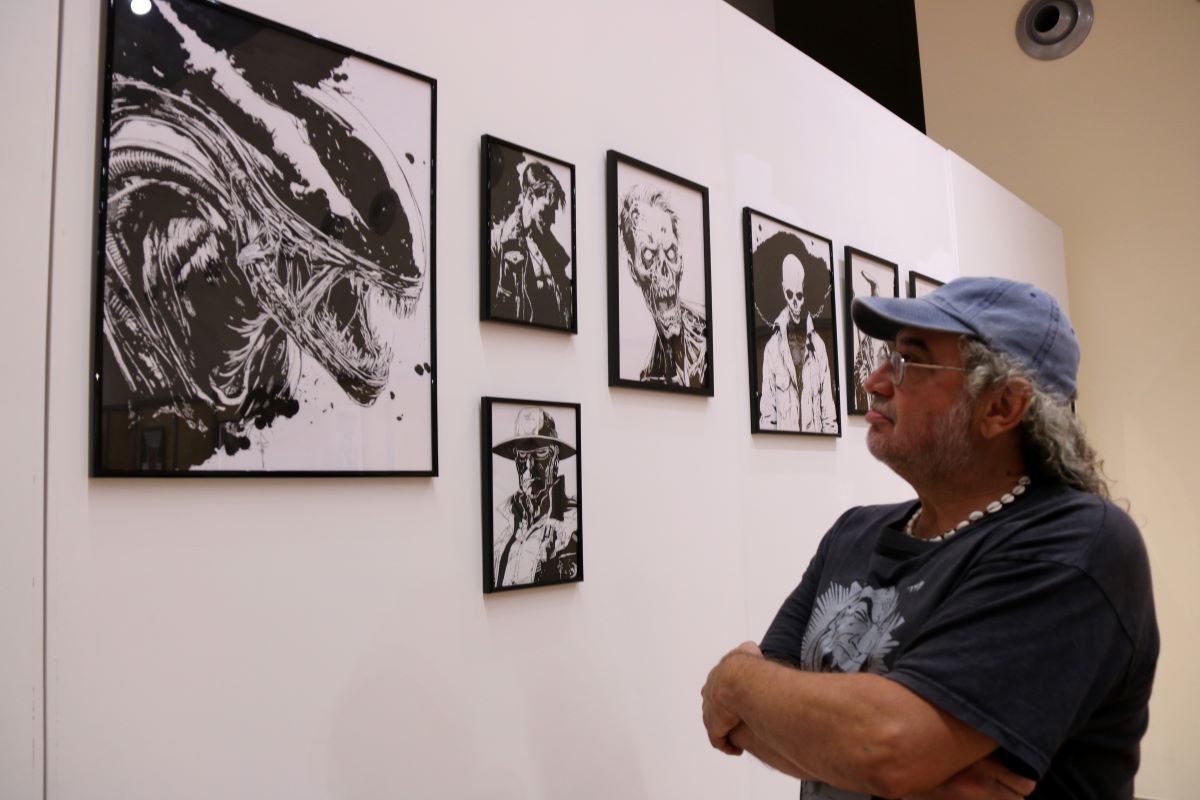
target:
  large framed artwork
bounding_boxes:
[908,270,945,298]
[480,135,577,332]
[92,0,437,476]
[844,247,899,415]
[481,397,583,593]
[606,151,714,396]
[742,209,841,437]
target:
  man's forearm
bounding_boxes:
[727,723,817,781]
[713,652,995,797]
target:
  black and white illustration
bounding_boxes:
[481,398,583,593]
[799,581,905,675]
[743,209,841,436]
[798,580,906,800]
[606,151,713,395]
[481,136,575,331]
[844,248,899,415]
[907,270,945,299]
[93,0,436,475]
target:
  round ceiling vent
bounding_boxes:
[1016,0,1094,60]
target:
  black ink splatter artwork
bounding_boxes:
[94,0,435,473]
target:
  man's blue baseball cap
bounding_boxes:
[851,276,1080,398]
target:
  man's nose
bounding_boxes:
[863,360,894,395]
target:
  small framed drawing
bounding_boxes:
[743,209,841,436]
[844,247,899,415]
[481,397,583,593]
[92,0,437,476]
[606,150,714,395]
[908,270,945,298]
[480,135,577,331]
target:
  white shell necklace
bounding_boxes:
[904,476,1031,543]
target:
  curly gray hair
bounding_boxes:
[959,338,1110,499]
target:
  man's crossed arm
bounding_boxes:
[701,642,1036,799]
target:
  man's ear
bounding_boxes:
[978,378,1033,440]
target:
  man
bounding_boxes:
[490,162,572,327]
[760,252,837,433]
[702,277,1158,798]
[618,186,707,387]
[492,407,579,588]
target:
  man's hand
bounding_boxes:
[903,756,1036,799]
[701,642,763,756]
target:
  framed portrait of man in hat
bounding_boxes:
[481,397,583,593]
[742,208,841,437]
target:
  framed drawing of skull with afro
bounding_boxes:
[743,209,842,437]
[606,151,714,396]
[92,0,436,476]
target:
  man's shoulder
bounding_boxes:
[987,484,1156,640]
[998,483,1147,566]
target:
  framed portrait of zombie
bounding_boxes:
[908,270,945,298]
[481,397,583,593]
[480,135,577,332]
[91,0,437,476]
[844,247,899,416]
[743,209,841,437]
[606,151,714,396]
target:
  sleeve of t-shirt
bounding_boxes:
[760,526,834,667]
[884,555,1133,778]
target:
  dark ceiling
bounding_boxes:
[725,0,926,133]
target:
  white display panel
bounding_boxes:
[25,1,1066,798]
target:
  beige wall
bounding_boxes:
[916,1,1200,796]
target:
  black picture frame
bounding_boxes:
[742,209,841,437]
[606,150,714,396]
[844,247,899,416]
[907,270,945,298]
[480,135,577,332]
[481,397,584,594]
[92,0,437,476]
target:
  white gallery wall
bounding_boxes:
[2,0,1068,797]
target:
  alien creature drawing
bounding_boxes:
[95,0,434,473]
[615,180,711,390]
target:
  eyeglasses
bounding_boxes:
[886,349,968,387]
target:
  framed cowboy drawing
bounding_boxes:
[481,397,583,593]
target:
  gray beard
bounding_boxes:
[870,394,976,486]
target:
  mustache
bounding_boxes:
[868,394,893,419]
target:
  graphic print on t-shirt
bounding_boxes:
[800,581,905,674]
